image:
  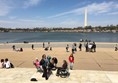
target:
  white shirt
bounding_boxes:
[5,61,11,68]
[88,44,92,49]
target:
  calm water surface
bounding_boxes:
[0,32,118,43]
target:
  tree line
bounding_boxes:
[0,24,118,32]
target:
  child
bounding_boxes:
[4,58,11,69]
[0,59,4,68]
[69,53,74,70]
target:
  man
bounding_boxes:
[32,44,34,50]
[79,43,82,51]
[115,44,118,51]
[92,42,96,52]
[40,54,48,80]
[66,44,69,52]
[43,42,45,48]
[72,44,75,53]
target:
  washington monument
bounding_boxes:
[84,8,88,27]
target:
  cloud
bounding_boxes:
[0,0,43,16]
[107,12,118,15]
[9,16,17,19]
[48,1,118,18]
[59,20,80,28]
[115,4,118,8]
[0,0,13,16]
[18,19,37,22]
[23,0,42,8]
[0,20,14,24]
[60,20,79,25]
[0,18,44,28]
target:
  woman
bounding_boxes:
[69,53,74,70]
[56,60,68,76]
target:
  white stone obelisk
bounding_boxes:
[84,8,87,28]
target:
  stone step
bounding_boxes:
[0,68,118,83]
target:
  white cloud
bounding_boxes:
[86,2,113,14]
[107,12,118,15]
[0,0,43,16]
[115,4,118,8]
[23,0,42,8]
[48,1,118,18]
[9,16,17,19]
[0,0,13,16]
[60,20,79,25]
[18,19,36,22]
[0,20,14,24]
[0,19,44,28]
[59,20,80,28]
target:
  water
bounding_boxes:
[0,32,118,43]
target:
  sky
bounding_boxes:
[0,0,118,28]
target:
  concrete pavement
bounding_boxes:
[0,68,118,83]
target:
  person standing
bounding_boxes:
[79,43,82,51]
[43,42,45,48]
[40,54,48,80]
[115,44,118,51]
[85,42,88,52]
[66,44,69,52]
[74,43,77,52]
[92,42,96,52]
[69,53,74,70]
[72,44,75,53]
[48,42,50,48]
[32,44,34,50]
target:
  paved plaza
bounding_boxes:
[0,68,118,83]
[0,43,118,83]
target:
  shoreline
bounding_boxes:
[0,41,117,44]
[0,42,117,49]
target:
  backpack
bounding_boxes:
[10,63,14,68]
[40,59,46,67]
[30,78,37,81]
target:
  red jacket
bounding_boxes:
[69,56,74,63]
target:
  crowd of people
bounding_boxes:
[33,54,70,80]
[84,41,96,52]
[0,58,14,69]
[44,42,52,51]
[12,45,23,52]
[66,41,96,53]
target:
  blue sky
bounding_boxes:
[0,0,118,28]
